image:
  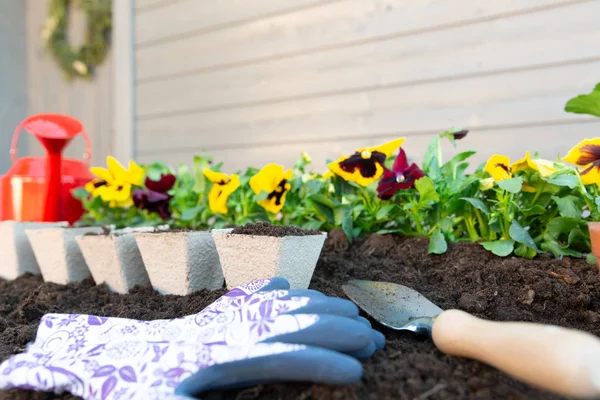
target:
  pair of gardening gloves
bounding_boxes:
[0,277,385,399]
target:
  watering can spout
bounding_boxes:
[0,114,93,224]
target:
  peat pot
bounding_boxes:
[211,228,327,290]
[25,225,108,284]
[134,230,224,295]
[0,221,68,280]
[75,226,167,293]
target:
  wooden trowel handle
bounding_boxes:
[431,309,600,399]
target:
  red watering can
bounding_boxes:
[0,113,94,224]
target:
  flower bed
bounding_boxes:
[1,232,598,399]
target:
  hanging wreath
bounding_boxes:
[42,0,112,81]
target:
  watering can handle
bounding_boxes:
[9,118,92,165]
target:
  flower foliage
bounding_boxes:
[74,84,600,262]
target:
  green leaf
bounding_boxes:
[460,197,490,214]
[548,217,581,239]
[423,136,441,176]
[180,206,202,221]
[438,217,454,233]
[309,194,337,209]
[302,220,324,230]
[428,229,448,254]
[514,243,537,259]
[497,177,523,194]
[415,176,440,204]
[565,83,600,118]
[309,200,335,224]
[586,253,597,265]
[552,195,581,219]
[342,209,354,243]
[523,204,547,216]
[541,239,582,258]
[376,204,395,220]
[481,240,515,257]
[509,220,540,251]
[548,174,579,189]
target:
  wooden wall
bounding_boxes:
[0,0,27,174]
[134,0,600,173]
[24,0,113,166]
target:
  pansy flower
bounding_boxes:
[133,174,176,219]
[484,155,513,181]
[377,148,426,200]
[484,154,536,192]
[512,151,557,178]
[249,164,293,214]
[85,156,145,208]
[563,138,600,185]
[203,169,240,214]
[328,138,405,186]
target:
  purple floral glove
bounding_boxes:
[0,278,384,399]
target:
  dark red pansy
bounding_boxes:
[376,148,426,200]
[132,173,176,220]
[145,174,176,193]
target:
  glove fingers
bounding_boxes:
[175,344,362,397]
[284,297,359,318]
[344,340,376,359]
[259,314,372,352]
[355,316,386,350]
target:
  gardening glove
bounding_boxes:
[0,277,385,400]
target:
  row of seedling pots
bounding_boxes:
[0,221,327,295]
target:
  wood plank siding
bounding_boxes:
[133,0,600,173]
[24,0,113,166]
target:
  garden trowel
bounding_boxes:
[342,279,600,399]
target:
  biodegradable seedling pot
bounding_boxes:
[134,230,224,295]
[588,222,600,274]
[25,226,108,285]
[211,228,327,290]
[75,226,167,293]
[0,221,68,280]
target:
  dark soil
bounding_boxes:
[230,221,321,237]
[1,230,599,400]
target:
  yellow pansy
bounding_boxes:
[512,151,557,178]
[249,164,293,214]
[327,138,405,186]
[563,138,600,185]
[85,156,145,208]
[203,169,240,215]
[483,155,536,193]
[484,155,512,181]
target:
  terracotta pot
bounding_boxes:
[0,221,68,280]
[134,230,224,295]
[588,222,600,273]
[75,226,166,293]
[211,228,327,290]
[25,226,107,284]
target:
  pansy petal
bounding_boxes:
[89,167,113,183]
[146,174,176,193]
[106,156,129,182]
[363,138,405,158]
[127,161,145,186]
[249,164,284,195]
[208,185,227,214]
[564,138,600,166]
[392,148,409,173]
[580,164,600,185]
[203,169,229,184]
[485,155,512,181]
